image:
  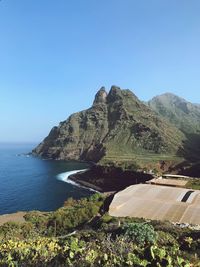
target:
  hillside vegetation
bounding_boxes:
[148,93,200,163]
[148,93,200,135]
[0,194,199,266]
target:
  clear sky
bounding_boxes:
[0,0,200,143]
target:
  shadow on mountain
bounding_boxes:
[180,132,200,162]
[176,132,200,177]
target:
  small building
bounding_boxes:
[162,174,192,180]
[146,177,188,188]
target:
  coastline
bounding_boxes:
[68,165,154,193]
[69,173,104,192]
[0,160,153,226]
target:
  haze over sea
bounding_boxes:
[0,143,91,215]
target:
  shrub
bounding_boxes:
[0,222,21,240]
[151,220,190,238]
[24,211,49,233]
[157,230,179,247]
[121,222,157,246]
[47,196,103,235]
[100,213,113,224]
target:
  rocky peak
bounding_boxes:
[93,87,108,105]
[107,86,139,103]
[107,86,123,103]
[123,89,138,99]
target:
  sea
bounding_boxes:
[0,143,93,215]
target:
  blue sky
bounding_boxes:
[0,0,200,142]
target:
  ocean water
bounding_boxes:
[0,143,92,215]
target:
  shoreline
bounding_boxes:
[68,165,154,193]
[68,173,105,192]
[56,169,100,193]
[0,163,153,225]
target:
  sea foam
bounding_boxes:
[56,169,98,192]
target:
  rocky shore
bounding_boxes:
[69,165,154,193]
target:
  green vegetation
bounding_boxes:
[100,153,183,172]
[0,194,200,266]
[186,179,200,190]
[122,222,157,246]
[148,93,200,135]
[148,93,200,162]
[0,233,194,267]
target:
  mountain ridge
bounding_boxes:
[148,92,200,134]
[33,86,185,165]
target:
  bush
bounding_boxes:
[157,230,179,247]
[121,222,157,246]
[47,195,104,236]
[24,211,50,234]
[151,220,190,238]
[100,213,113,224]
[0,222,22,240]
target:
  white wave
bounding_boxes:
[56,169,98,192]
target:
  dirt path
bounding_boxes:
[0,212,26,226]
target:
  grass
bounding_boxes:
[100,152,183,170]
[104,153,182,161]
[186,179,200,190]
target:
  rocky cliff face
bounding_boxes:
[33,86,185,162]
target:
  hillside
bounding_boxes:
[0,194,199,266]
[148,93,200,163]
[148,93,200,134]
[33,86,185,164]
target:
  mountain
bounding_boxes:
[33,86,185,164]
[148,93,200,162]
[148,93,200,134]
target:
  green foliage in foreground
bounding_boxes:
[0,194,199,266]
[0,234,192,267]
[22,193,104,237]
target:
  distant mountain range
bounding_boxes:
[33,86,200,173]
